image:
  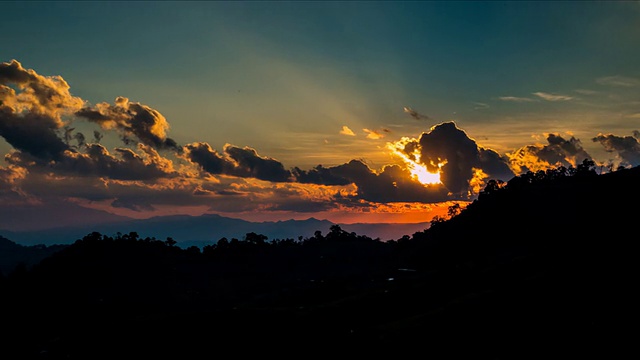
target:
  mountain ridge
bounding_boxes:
[1,213,430,247]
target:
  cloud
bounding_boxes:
[532,92,574,101]
[363,128,386,139]
[592,132,640,167]
[410,122,515,194]
[307,160,452,203]
[0,164,28,202]
[403,106,430,120]
[5,143,179,181]
[339,125,355,136]
[0,59,85,119]
[301,122,516,203]
[5,59,640,224]
[473,102,489,110]
[183,142,293,182]
[224,144,293,182]
[498,96,536,102]
[291,165,352,186]
[596,75,640,87]
[0,60,85,162]
[507,133,592,173]
[76,96,179,151]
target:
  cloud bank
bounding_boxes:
[1,60,638,225]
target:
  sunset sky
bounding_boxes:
[1,1,639,230]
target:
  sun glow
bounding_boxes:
[387,139,443,185]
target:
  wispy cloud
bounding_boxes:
[498,96,536,102]
[532,92,574,101]
[363,128,385,140]
[574,89,599,95]
[339,125,356,136]
[403,106,430,120]
[473,102,489,110]
[596,75,640,87]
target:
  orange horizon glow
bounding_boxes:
[69,196,469,224]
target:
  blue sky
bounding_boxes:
[1,1,639,227]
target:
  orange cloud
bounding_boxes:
[339,125,356,136]
[363,128,384,139]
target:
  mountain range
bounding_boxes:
[0,213,430,248]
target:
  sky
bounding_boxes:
[1,1,640,230]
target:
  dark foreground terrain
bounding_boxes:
[1,161,638,358]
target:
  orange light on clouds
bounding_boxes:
[387,138,443,185]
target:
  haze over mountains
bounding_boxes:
[0,211,430,248]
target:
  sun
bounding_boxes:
[387,138,444,185]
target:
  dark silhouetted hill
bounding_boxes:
[1,161,638,358]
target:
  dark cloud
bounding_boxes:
[478,148,517,182]
[6,143,177,181]
[183,142,293,182]
[355,163,451,203]
[291,165,352,186]
[0,110,71,161]
[76,96,179,151]
[509,133,592,173]
[224,145,293,182]
[403,106,430,120]
[409,121,515,194]
[183,142,232,174]
[592,132,640,167]
[294,160,452,203]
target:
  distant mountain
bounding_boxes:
[0,200,131,232]
[0,213,430,247]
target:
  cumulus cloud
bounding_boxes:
[0,59,85,161]
[396,122,515,195]
[339,125,355,136]
[532,92,574,101]
[76,96,179,151]
[592,132,640,167]
[295,159,451,203]
[295,122,514,203]
[508,133,592,173]
[5,143,179,181]
[0,59,85,119]
[183,142,293,182]
[224,145,293,182]
[0,60,182,183]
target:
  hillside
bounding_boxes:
[1,162,638,358]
